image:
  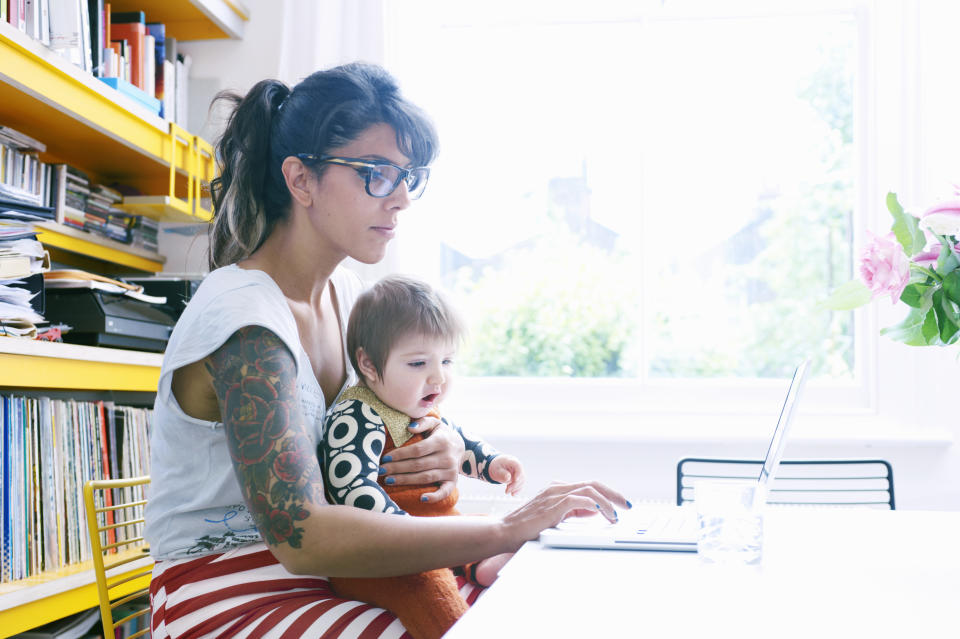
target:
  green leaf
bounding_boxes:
[880,308,936,346]
[936,239,960,277]
[922,307,941,344]
[933,289,959,343]
[899,283,929,308]
[818,279,872,311]
[887,192,926,256]
[943,271,960,305]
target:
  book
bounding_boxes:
[23,0,39,39]
[0,125,46,153]
[7,0,25,32]
[143,32,155,99]
[47,0,85,69]
[0,254,31,278]
[146,22,165,102]
[86,0,103,76]
[109,20,144,91]
[174,52,191,128]
[98,76,161,115]
[108,9,141,23]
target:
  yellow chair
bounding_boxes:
[83,476,154,639]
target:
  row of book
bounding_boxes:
[0,396,152,583]
[0,126,47,208]
[4,0,192,123]
[61,165,159,250]
[1,123,161,251]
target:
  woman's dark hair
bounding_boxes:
[208,62,438,269]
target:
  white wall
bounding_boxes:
[168,0,960,511]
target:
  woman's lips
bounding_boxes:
[371,225,395,239]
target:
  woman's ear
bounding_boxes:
[355,347,380,385]
[281,156,315,208]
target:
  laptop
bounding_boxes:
[538,359,811,552]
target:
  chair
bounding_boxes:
[676,458,895,509]
[83,476,154,639]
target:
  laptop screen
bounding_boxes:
[757,359,811,488]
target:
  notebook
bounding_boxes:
[538,359,811,552]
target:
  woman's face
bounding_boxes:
[310,123,415,265]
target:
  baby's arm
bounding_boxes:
[320,398,406,514]
[447,419,525,494]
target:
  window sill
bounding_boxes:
[449,408,953,449]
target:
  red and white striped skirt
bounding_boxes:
[149,543,484,639]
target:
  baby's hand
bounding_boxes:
[488,455,525,496]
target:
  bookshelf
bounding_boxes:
[0,2,247,634]
[0,550,153,637]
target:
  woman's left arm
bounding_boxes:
[377,417,465,502]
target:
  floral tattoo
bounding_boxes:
[207,326,323,549]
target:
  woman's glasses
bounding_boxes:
[296,154,430,200]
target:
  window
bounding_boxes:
[381,1,898,430]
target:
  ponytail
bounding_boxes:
[208,80,290,269]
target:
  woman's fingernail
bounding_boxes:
[382,455,392,463]
[421,495,429,502]
[378,467,387,475]
[408,422,419,430]
[626,500,633,509]
[385,477,395,485]
[596,503,601,510]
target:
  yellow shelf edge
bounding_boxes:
[36,222,165,272]
[0,344,162,392]
[0,551,152,636]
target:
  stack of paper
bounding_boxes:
[0,212,45,333]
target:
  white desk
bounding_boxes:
[447,508,960,638]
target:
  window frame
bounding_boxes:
[372,0,946,440]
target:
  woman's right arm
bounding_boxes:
[205,325,626,578]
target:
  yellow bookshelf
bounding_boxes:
[36,221,166,273]
[0,549,153,637]
[0,340,163,392]
[0,2,246,633]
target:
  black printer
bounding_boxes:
[44,288,175,352]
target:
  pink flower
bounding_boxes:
[859,232,910,303]
[919,199,960,236]
[911,248,940,268]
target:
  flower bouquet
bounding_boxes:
[823,192,960,346]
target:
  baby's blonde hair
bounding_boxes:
[347,275,465,380]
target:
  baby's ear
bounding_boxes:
[355,347,379,384]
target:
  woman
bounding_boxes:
[144,62,627,638]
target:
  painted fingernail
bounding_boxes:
[382,455,392,462]
[385,477,395,485]
[421,495,429,502]
[408,422,419,430]
[378,467,387,475]
[626,500,633,509]
[596,503,602,510]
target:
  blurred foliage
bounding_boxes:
[454,226,640,377]
[456,36,855,379]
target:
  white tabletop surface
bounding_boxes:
[446,507,960,638]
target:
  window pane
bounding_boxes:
[391,5,856,380]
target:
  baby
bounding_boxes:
[319,274,524,639]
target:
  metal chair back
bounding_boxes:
[83,476,153,638]
[676,458,895,509]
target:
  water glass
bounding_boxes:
[695,479,765,565]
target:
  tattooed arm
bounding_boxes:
[203,325,627,577]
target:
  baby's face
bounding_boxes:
[369,332,457,419]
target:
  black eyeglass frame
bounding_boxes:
[295,154,431,199]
